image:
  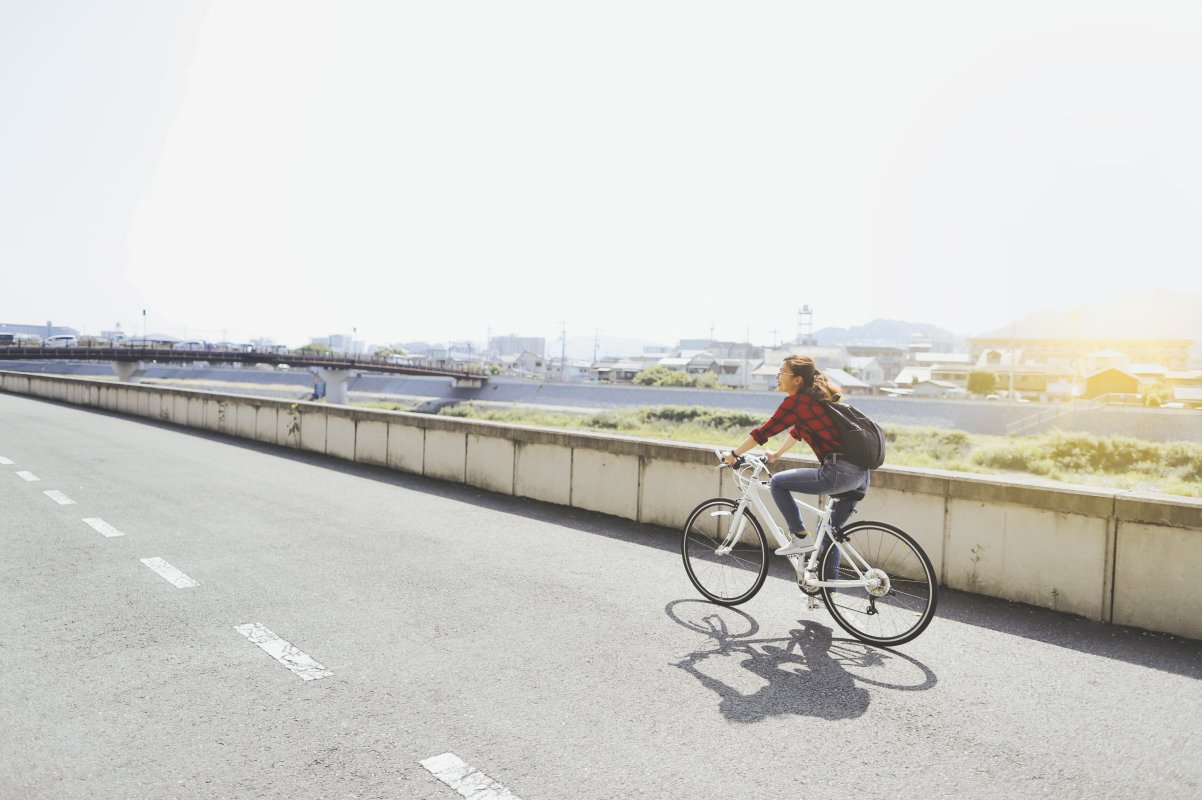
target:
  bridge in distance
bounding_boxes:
[0,345,487,401]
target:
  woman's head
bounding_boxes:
[777,354,842,401]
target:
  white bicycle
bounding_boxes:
[681,450,938,647]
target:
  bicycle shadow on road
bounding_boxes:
[666,600,937,723]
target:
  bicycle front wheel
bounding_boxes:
[681,498,769,606]
[820,521,938,647]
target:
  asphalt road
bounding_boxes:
[2,391,1200,800]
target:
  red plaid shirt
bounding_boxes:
[749,393,842,459]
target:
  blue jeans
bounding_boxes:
[769,457,870,578]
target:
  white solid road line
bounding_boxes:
[43,490,76,505]
[0,456,14,464]
[233,623,333,681]
[421,753,523,800]
[82,517,125,537]
[140,558,200,588]
[16,470,39,481]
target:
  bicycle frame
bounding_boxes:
[715,450,883,595]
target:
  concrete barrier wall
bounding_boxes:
[4,371,1201,641]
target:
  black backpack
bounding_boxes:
[821,400,886,469]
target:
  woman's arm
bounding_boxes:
[765,435,800,464]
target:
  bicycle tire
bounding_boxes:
[681,498,769,606]
[819,520,938,647]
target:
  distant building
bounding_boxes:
[678,339,761,359]
[657,356,691,372]
[686,354,719,376]
[0,322,79,342]
[824,367,870,395]
[847,357,885,388]
[499,350,546,376]
[596,359,649,383]
[1084,367,1139,399]
[910,379,965,397]
[847,346,906,382]
[968,337,1193,372]
[762,345,848,371]
[715,359,759,388]
[893,366,931,386]
[315,334,358,354]
[490,334,546,358]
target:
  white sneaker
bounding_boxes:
[775,533,815,556]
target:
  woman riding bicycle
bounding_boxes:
[722,354,869,557]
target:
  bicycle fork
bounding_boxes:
[713,501,752,556]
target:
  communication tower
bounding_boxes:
[795,305,817,346]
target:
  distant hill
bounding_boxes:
[812,319,960,350]
[976,290,1202,357]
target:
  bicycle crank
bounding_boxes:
[797,571,822,597]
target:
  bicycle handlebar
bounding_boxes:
[712,448,769,471]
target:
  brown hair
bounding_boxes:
[781,354,841,401]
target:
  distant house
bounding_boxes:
[500,350,546,376]
[893,366,932,387]
[910,379,965,397]
[596,360,650,383]
[559,360,594,383]
[847,357,886,387]
[1083,367,1139,399]
[657,356,691,373]
[715,359,758,388]
[750,362,781,391]
[686,354,719,376]
[824,367,870,395]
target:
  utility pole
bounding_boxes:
[744,327,750,389]
[1009,322,1017,400]
[559,321,567,382]
[593,329,599,364]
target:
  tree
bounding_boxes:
[297,342,334,354]
[966,370,998,396]
[633,365,726,389]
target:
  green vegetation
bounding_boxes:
[297,342,334,353]
[631,365,726,389]
[966,370,998,396]
[357,401,1202,498]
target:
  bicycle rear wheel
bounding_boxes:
[681,498,769,606]
[819,521,937,646]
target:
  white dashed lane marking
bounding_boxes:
[43,490,76,505]
[0,457,14,465]
[234,623,332,681]
[82,518,125,537]
[16,470,39,481]
[421,753,524,800]
[140,558,200,588]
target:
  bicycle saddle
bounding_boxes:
[830,489,866,501]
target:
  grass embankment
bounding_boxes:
[360,402,1202,498]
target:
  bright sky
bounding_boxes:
[2,1,1200,349]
